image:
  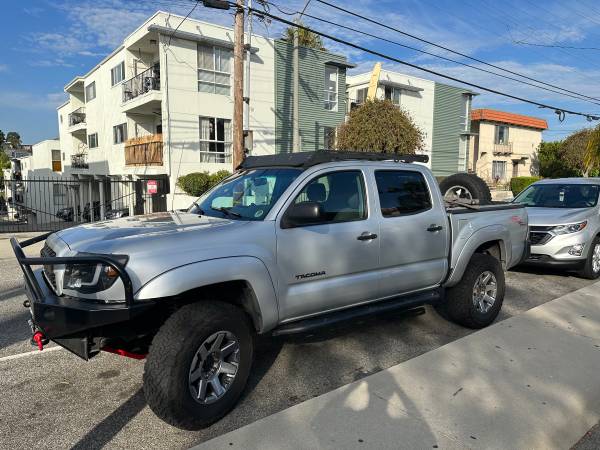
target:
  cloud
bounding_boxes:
[0,92,68,111]
[29,59,75,68]
[0,64,7,72]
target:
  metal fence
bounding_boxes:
[0,177,168,233]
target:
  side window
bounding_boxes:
[292,170,366,224]
[375,170,432,217]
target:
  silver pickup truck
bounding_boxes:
[12,151,528,430]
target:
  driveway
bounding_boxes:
[0,235,595,449]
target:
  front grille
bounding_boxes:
[529,225,554,246]
[40,242,57,290]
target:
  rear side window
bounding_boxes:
[375,170,432,217]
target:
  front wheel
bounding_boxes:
[437,253,505,329]
[143,301,254,430]
[578,237,600,280]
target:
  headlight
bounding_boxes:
[63,254,128,294]
[552,221,587,235]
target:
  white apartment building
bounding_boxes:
[58,11,276,211]
[346,68,475,176]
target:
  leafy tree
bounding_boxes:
[336,99,424,154]
[562,128,600,177]
[0,130,5,147]
[584,124,600,175]
[0,151,10,170]
[177,170,232,197]
[538,141,577,178]
[5,131,21,148]
[284,22,325,50]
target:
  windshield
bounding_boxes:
[514,183,600,208]
[188,168,302,220]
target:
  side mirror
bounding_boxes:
[281,201,322,228]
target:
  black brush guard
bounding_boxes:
[11,232,152,359]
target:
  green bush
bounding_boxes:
[176,170,232,197]
[510,176,541,196]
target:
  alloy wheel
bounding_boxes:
[444,185,473,201]
[593,243,600,274]
[472,271,497,314]
[188,331,240,405]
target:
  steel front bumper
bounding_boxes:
[12,233,153,360]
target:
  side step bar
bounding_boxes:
[272,288,442,336]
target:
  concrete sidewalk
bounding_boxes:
[195,282,600,450]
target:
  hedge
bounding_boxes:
[176,170,232,197]
[510,176,541,196]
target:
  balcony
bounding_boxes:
[68,107,86,134]
[71,153,89,169]
[125,134,163,166]
[493,142,513,156]
[122,65,161,114]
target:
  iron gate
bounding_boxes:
[0,177,168,233]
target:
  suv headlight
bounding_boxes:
[552,221,587,235]
[63,254,128,294]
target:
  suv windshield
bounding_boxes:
[514,183,600,208]
[188,168,301,220]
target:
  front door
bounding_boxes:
[275,169,380,321]
[374,169,449,297]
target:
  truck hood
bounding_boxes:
[526,207,592,226]
[54,211,241,253]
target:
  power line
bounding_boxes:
[166,0,201,46]
[513,40,600,51]
[243,3,599,121]
[312,0,600,103]
[262,1,600,108]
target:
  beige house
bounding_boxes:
[469,109,548,184]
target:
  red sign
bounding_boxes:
[147,180,158,195]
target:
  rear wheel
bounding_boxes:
[439,173,492,205]
[143,301,254,430]
[437,253,504,328]
[578,237,600,280]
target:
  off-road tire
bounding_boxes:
[578,236,600,280]
[143,301,254,430]
[439,173,492,205]
[437,253,504,328]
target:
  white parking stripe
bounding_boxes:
[0,346,62,363]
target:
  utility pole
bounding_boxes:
[233,0,245,168]
[244,0,253,154]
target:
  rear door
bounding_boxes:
[373,168,450,297]
[275,167,380,321]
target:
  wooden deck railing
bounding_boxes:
[124,134,163,166]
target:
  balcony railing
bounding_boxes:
[71,153,89,169]
[68,107,86,127]
[493,142,513,155]
[125,134,163,166]
[122,64,160,103]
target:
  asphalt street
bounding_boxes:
[0,237,596,450]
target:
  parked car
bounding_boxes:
[56,206,78,222]
[13,152,528,430]
[105,205,129,220]
[514,178,600,279]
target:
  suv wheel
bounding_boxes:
[143,301,254,430]
[578,237,600,280]
[437,253,505,328]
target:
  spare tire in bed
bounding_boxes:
[439,173,492,205]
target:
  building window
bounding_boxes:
[492,160,507,181]
[85,82,96,102]
[384,86,401,105]
[323,126,336,150]
[53,184,66,206]
[51,150,62,172]
[199,116,231,163]
[198,44,232,95]
[375,170,432,217]
[324,65,338,111]
[111,61,125,86]
[113,123,128,144]
[356,87,368,104]
[495,125,509,145]
[88,133,98,148]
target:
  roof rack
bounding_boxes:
[238,151,429,170]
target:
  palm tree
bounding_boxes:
[284,22,325,50]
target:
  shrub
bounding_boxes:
[510,176,541,196]
[176,170,232,197]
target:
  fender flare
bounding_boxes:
[135,256,279,333]
[445,225,509,287]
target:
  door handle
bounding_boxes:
[357,232,378,241]
[427,224,443,232]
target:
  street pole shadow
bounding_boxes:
[70,388,146,450]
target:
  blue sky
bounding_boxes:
[1,0,599,144]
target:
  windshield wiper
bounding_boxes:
[211,206,242,218]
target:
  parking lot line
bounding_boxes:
[0,346,62,363]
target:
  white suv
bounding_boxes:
[515,178,600,279]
